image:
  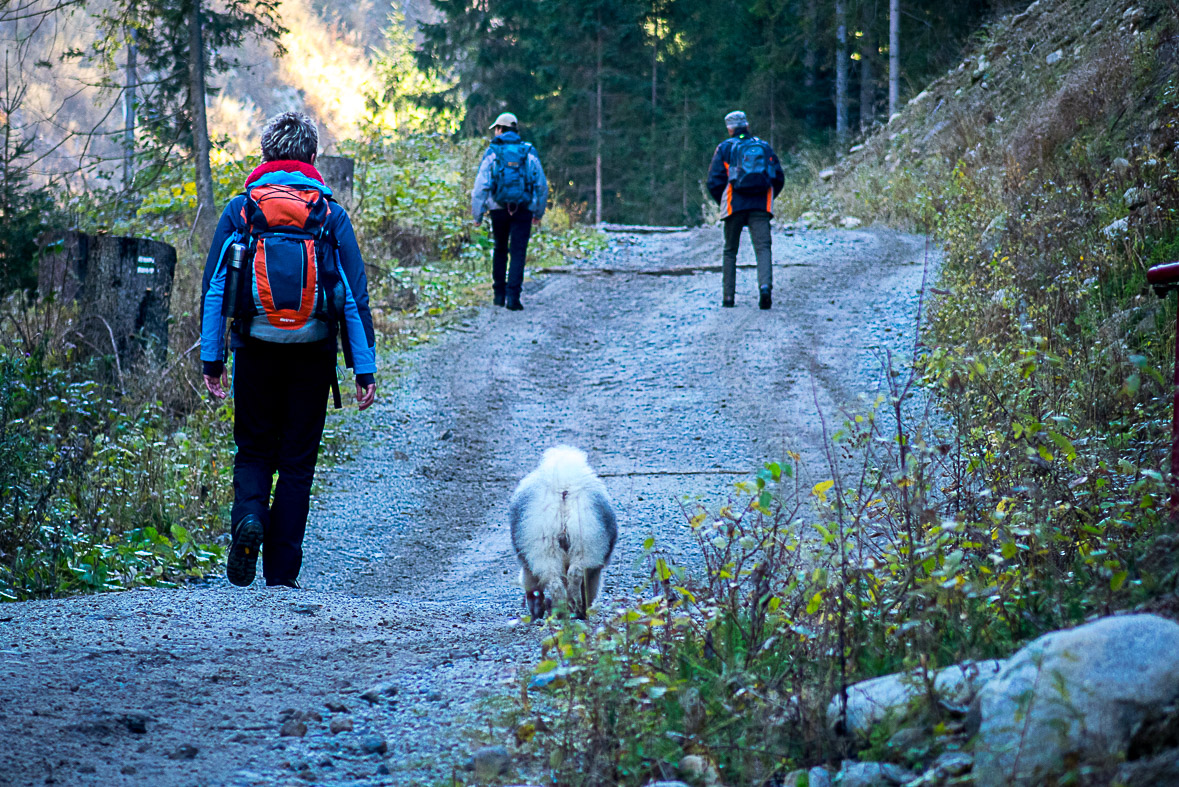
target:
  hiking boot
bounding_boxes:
[721,297,735,308]
[493,292,506,307]
[226,514,263,587]
[505,295,524,311]
[759,286,772,310]
[266,579,301,590]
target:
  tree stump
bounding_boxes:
[39,231,177,367]
[317,155,355,210]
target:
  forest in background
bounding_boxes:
[3,0,1012,228]
[420,0,1007,224]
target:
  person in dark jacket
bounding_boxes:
[199,111,377,589]
[706,110,785,309]
[471,112,549,311]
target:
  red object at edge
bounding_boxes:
[1147,262,1179,289]
[1149,262,1179,521]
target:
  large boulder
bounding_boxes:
[828,659,1004,737]
[973,614,1179,787]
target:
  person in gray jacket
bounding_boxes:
[471,112,549,311]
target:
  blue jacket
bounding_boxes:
[706,134,785,218]
[200,162,377,386]
[471,131,549,220]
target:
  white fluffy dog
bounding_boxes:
[509,446,618,619]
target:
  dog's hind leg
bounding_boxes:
[583,567,602,610]
[566,568,586,619]
[567,566,602,620]
[520,566,547,619]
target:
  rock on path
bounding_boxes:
[0,226,932,786]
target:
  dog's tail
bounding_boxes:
[533,445,598,496]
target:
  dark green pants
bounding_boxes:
[722,209,773,300]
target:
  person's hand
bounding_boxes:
[532,216,542,226]
[203,368,229,400]
[356,382,376,411]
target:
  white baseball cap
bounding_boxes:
[489,112,519,129]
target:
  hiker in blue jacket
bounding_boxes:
[471,112,549,311]
[199,111,377,589]
[706,110,785,309]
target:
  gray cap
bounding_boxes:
[489,112,518,129]
[724,110,748,129]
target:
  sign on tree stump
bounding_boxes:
[39,231,177,367]
[317,155,355,210]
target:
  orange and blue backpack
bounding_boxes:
[226,181,346,345]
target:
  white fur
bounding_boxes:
[509,446,617,618]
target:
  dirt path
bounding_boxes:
[0,226,932,787]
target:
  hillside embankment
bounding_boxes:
[745,0,1179,783]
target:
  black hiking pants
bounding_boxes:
[230,342,334,585]
[722,209,773,300]
[490,208,534,298]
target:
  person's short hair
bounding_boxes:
[260,112,318,163]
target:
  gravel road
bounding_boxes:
[0,225,933,786]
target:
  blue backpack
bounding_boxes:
[490,141,533,208]
[728,137,775,195]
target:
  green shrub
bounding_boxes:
[0,351,229,600]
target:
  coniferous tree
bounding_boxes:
[84,0,284,242]
[0,63,55,295]
[859,0,877,133]
[834,0,849,147]
[889,0,900,117]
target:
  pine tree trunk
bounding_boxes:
[769,75,775,148]
[595,16,603,226]
[187,0,216,247]
[680,91,688,223]
[649,9,658,225]
[803,0,817,126]
[835,0,848,147]
[859,17,874,133]
[123,29,137,196]
[889,0,900,117]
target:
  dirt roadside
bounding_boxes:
[0,225,933,786]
